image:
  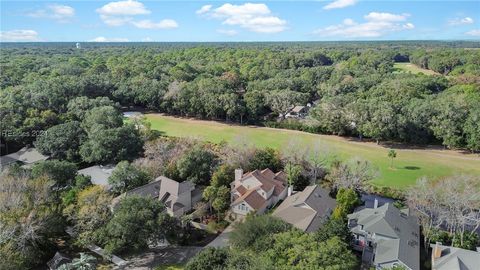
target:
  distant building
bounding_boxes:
[284,104,311,119]
[0,147,49,171]
[431,242,480,270]
[347,203,420,270]
[78,164,116,187]
[272,185,336,232]
[230,168,287,216]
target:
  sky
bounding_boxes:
[1,0,479,42]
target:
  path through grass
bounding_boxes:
[146,114,480,189]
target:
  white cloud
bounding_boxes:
[314,12,414,38]
[466,29,480,36]
[448,17,474,26]
[343,18,355,26]
[403,23,415,29]
[96,0,150,16]
[323,0,357,10]
[217,29,238,36]
[96,0,179,30]
[96,0,150,26]
[90,36,129,42]
[196,5,212,15]
[131,19,178,29]
[364,12,409,22]
[0,30,40,42]
[201,3,287,33]
[28,4,75,22]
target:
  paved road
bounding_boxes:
[205,224,234,248]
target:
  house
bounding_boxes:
[0,147,49,171]
[78,164,116,187]
[157,176,203,217]
[431,242,480,270]
[120,176,203,217]
[285,105,310,119]
[230,168,287,216]
[347,202,420,270]
[47,252,71,270]
[272,185,336,232]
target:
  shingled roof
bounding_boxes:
[0,147,48,170]
[348,203,420,270]
[238,168,287,196]
[431,243,480,270]
[273,185,336,232]
[232,168,287,211]
[78,164,116,186]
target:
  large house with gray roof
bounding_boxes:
[347,203,420,270]
[230,168,287,216]
[272,185,336,232]
[0,147,48,171]
[118,175,202,217]
[431,242,480,270]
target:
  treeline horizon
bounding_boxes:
[1,42,479,153]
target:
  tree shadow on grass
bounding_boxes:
[404,166,420,170]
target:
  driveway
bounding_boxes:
[117,246,202,270]
[205,224,234,248]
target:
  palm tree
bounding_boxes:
[58,253,96,270]
[388,149,397,168]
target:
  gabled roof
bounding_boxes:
[431,244,480,270]
[240,168,287,196]
[1,147,49,170]
[78,164,116,186]
[273,185,336,232]
[291,105,306,113]
[232,168,287,211]
[156,176,195,196]
[348,203,420,270]
[127,179,162,198]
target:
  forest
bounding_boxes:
[1,41,479,154]
[1,41,479,269]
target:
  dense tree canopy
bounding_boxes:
[95,196,176,254]
[1,43,479,153]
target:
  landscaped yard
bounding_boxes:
[145,114,480,189]
[393,62,439,75]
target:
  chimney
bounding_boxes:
[288,186,293,197]
[235,169,243,181]
[373,198,378,209]
[433,242,442,260]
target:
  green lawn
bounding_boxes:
[393,62,439,76]
[146,114,480,189]
[154,264,184,270]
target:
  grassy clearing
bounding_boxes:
[146,114,480,189]
[154,264,184,270]
[393,63,439,76]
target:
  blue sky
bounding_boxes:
[1,0,479,42]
